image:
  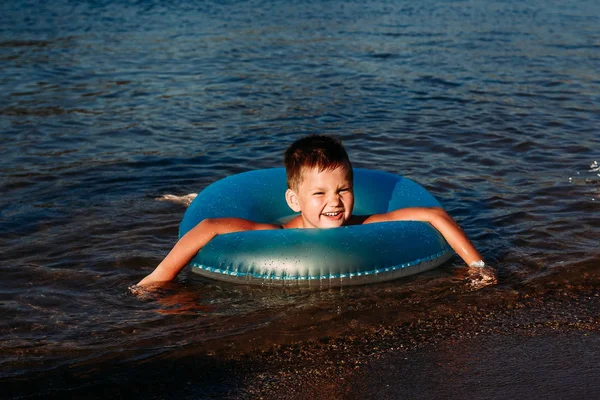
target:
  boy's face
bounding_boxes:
[286,166,354,229]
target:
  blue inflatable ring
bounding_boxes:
[180,168,452,287]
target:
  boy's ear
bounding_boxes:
[285,189,302,213]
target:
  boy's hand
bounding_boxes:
[465,265,497,290]
[129,284,160,299]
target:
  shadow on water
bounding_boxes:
[3,350,256,399]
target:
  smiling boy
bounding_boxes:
[137,135,496,288]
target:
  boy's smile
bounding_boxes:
[285,166,354,229]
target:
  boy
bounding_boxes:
[137,135,496,288]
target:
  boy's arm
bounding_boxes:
[136,218,278,287]
[363,207,483,267]
[364,207,496,289]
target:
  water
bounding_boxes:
[1,0,599,398]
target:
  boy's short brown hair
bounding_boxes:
[284,135,353,190]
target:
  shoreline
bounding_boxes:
[234,284,599,399]
[4,283,599,399]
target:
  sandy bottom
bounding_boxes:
[234,288,600,400]
[349,333,599,399]
[241,332,599,400]
[5,283,599,400]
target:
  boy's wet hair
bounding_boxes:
[284,135,353,190]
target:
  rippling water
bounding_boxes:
[1,0,599,398]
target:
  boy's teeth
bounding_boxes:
[324,212,341,216]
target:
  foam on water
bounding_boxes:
[156,193,198,207]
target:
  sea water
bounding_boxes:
[1,0,599,398]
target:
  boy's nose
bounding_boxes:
[327,192,342,205]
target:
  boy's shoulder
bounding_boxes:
[282,216,302,229]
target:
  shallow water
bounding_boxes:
[1,0,599,398]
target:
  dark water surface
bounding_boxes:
[1,0,599,398]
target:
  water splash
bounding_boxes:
[156,193,197,206]
[569,161,600,184]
